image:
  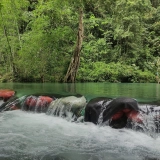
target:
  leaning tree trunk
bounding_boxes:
[64,8,84,83]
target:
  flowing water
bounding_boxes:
[0,83,160,160]
[0,110,160,160]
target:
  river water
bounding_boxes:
[0,83,160,160]
[0,82,160,102]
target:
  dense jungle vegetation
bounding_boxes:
[0,0,160,83]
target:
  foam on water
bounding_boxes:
[0,110,160,160]
[0,100,3,106]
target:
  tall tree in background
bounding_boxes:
[0,5,13,73]
[64,9,84,82]
[0,0,29,80]
[0,0,159,83]
[16,0,77,82]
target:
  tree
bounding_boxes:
[0,0,29,80]
[64,9,84,83]
[16,0,78,82]
[0,0,159,83]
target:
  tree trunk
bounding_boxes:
[0,3,18,78]
[0,9,14,72]
[64,8,84,83]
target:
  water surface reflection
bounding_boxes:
[0,83,160,102]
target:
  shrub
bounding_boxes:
[77,62,156,83]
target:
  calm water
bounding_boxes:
[0,83,160,160]
[0,82,160,102]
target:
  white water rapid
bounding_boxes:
[0,110,160,160]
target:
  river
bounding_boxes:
[0,82,160,102]
[0,83,160,160]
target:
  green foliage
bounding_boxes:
[14,0,77,82]
[0,0,159,83]
[0,72,13,82]
[77,62,156,83]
